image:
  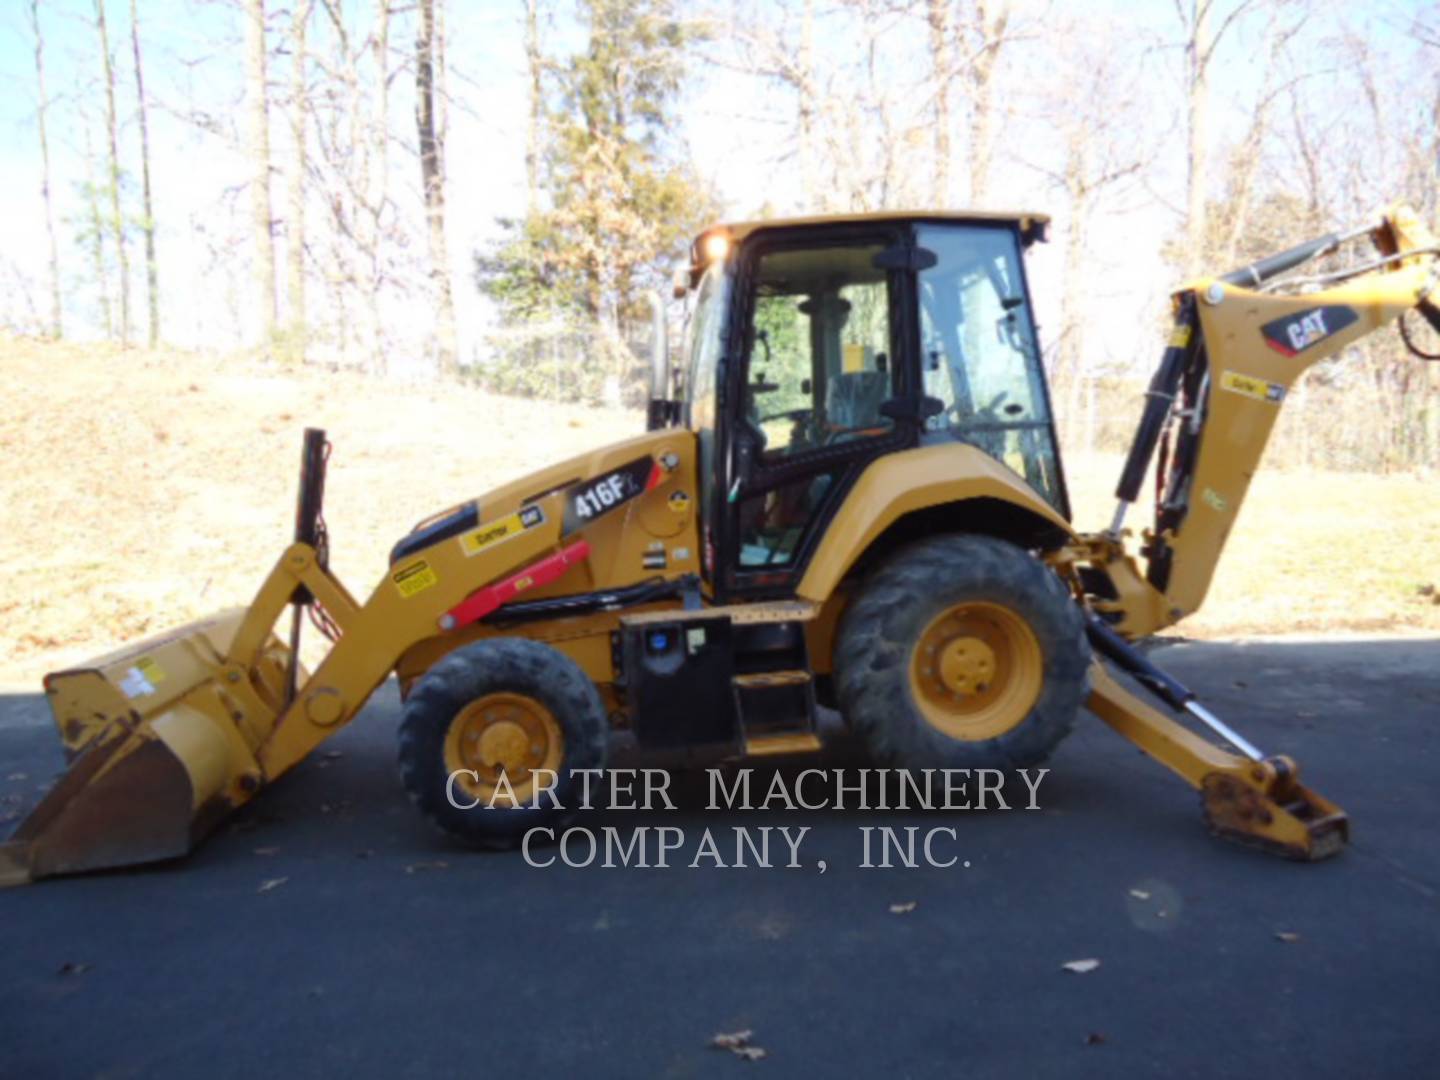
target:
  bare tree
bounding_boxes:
[524,0,543,212]
[94,0,131,343]
[418,0,459,374]
[1175,0,1263,275]
[27,0,62,339]
[82,122,112,337]
[285,0,312,363]
[245,0,277,342]
[128,0,159,345]
[963,0,1011,204]
[926,0,955,206]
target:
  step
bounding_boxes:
[732,669,812,689]
[622,599,819,628]
[744,732,823,757]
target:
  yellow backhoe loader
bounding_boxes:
[5,203,1439,884]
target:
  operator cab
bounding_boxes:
[673,211,1067,599]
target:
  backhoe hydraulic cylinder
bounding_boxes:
[1219,224,1371,289]
[1220,232,1342,288]
[1113,298,1198,510]
[1085,614,1263,762]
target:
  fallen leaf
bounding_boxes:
[711,1030,754,1050]
[57,961,91,977]
[1274,931,1301,944]
[1061,958,1100,974]
[889,901,918,914]
[733,1046,767,1061]
[1128,889,1150,900]
[252,846,279,856]
[1084,1032,1106,1046]
[258,877,289,893]
[405,861,449,874]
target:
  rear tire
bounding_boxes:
[835,534,1090,771]
[397,638,607,848]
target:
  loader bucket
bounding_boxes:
[0,608,297,886]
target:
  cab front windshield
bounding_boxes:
[916,223,1066,514]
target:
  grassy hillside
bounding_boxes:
[1,336,1435,685]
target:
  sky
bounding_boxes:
[0,0,1428,371]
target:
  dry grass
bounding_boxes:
[1064,453,1440,640]
[1,336,1436,685]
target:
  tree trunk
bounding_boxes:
[1184,0,1211,277]
[244,0,277,343]
[798,0,817,209]
[128,0,159,346]
[84,123,112,338]
[28,0,62,339]
[524,0,542,213]
[285,0,311,364]
[1429,85,1440,463]
[95,0,131,344]
[967,0,1009,205]
[364,0,390,372]
[418,0,459,376]
[926,0,952,206]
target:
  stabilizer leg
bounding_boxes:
[1086,655,1348,862]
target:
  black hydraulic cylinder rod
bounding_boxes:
[1114,297,1198,506]
[287,427,330,706]
[1085,612,1193,711]
[1220,231,1342,288]
[294,427,329,553]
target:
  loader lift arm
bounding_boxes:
[0,440,638,884]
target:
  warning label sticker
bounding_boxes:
[1219,370,1286,404]
[393,559,439,599]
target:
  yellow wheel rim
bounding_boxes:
[442,692,564,806]
[908,601,1043,740]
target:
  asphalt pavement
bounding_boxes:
[1,637,1437,1079]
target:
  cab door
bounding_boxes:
[716,227,918,600]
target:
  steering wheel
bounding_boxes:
[759,406,811,424]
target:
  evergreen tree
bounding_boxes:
[477,0,717,397]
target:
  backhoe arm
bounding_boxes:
[1086,204,1440,637]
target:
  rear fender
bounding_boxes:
[797,442,1074,605]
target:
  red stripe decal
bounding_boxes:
[645,461,664,491]
[441,539,590,631]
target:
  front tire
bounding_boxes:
[397,638,608,848]
[835,534,1090,771]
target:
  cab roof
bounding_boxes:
[685,210,1050,284]
[711,209,1050,244]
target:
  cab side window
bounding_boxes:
[744,245,896,463]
